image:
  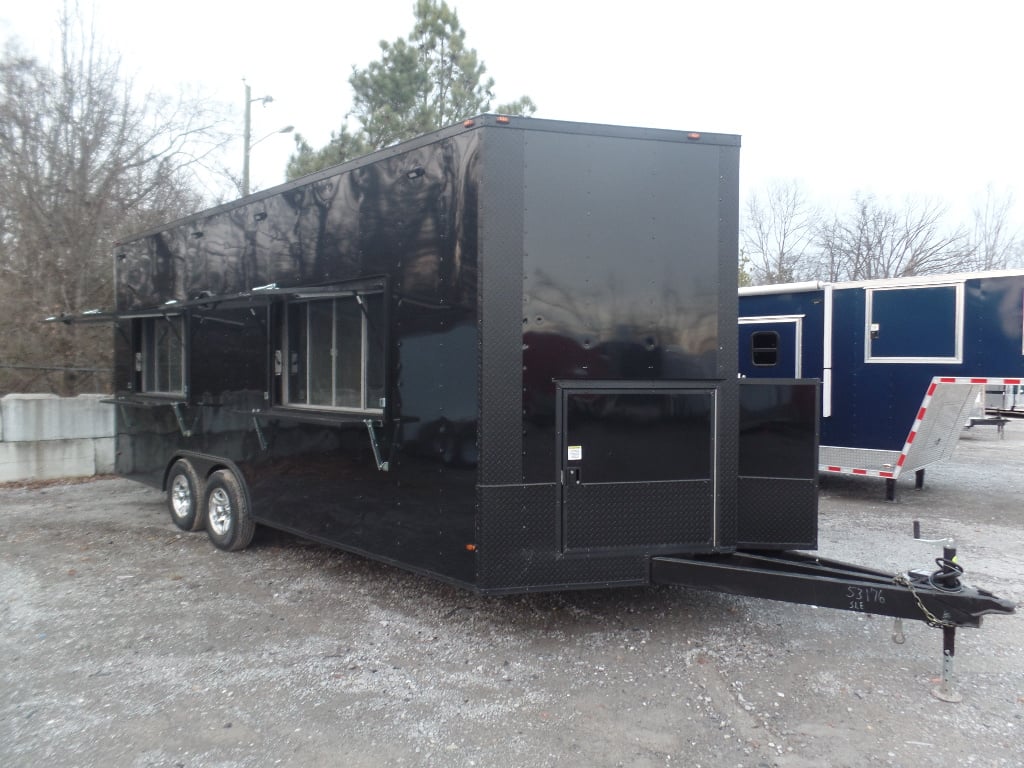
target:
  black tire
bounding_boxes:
[203,469,256,552]
[166,459,205,532]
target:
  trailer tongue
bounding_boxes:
[652,549,1014,629]
[652,534,1016,702]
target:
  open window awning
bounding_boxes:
[44,308,120,325]
[44,304,195,325]
[42,278,388,325]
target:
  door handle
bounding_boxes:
[565,467,582,485]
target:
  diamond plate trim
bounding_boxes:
[478,128,525,486]
[901,382,979,471]
[563,480,713,551]
[477,484,648,591]
[736,477,818,549]
[819,446,902,473]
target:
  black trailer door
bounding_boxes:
[558,384,716,554]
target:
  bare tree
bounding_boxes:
[0,11,231,395]
[742,179,819,285]
[970,186,1022,271]
[813,194,975,282]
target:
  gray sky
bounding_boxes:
[3,0,1022,229]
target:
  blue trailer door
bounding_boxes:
[738,317,801,378]
[866,283,962,363]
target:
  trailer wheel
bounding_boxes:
[204,469,255,552]
[167,459,205,532]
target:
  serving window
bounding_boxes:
[283,293,385,412]
[139,315,185,395]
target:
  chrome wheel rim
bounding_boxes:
[170,474,192,520]
[208,488,232,536]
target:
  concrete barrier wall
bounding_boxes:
[0,394,115,483]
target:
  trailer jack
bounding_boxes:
[652,543,1015,702]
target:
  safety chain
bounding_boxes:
[893,574,956,628]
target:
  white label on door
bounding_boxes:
[567,445,582,461]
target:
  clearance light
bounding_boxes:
[687,132,701,140]
[463,119,475,128]
[496,115,511,124]
[465,543,477,552]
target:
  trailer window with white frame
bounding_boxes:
[140,315,185,395]
[284,293,385,412]
[865,282,963,364]
[738,315,803,378]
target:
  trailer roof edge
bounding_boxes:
[116,115,740,244]
[740,281,825,296]
[741,268,1024,296]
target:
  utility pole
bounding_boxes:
[242,81,253,196]
[242,80,290,196]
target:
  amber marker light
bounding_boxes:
[687,132,701,140]
[463,119,475,128]
[465,544,477,552]
[496,115,511,124]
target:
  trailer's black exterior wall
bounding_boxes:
[115,126,485,585]
[109,116,808,594]
[737,379,818,549]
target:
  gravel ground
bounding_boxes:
[1,426,1022,768]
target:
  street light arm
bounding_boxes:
[250,125,294,151]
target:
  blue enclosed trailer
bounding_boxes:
[739,271,1024,498]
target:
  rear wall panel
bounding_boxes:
[479,126,742,591]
